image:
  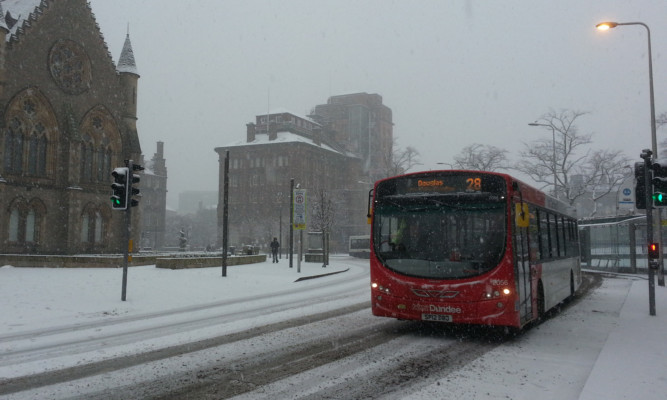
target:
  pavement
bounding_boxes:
[578,273,667,400]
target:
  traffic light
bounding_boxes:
[111,167,129,210]
[652,160,667,207]
[649,242,660,260]
[129,164,144,207]
[635,162,647,209]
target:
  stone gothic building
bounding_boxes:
[0,0,144,254]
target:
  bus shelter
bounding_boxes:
[578,215,652,273]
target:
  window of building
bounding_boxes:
[5,118,24,173]
[25,211,36,242]
[94,212,103,243]
[81,213,90,243]
[8,208,19,242]
[81,136,94,182]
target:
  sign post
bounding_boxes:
[293,188,306,273]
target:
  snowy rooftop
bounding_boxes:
[117,33,138,75]
[224,130,350,157]
[1,0,44,40]
[262,107,320,125]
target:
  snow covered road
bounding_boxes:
[0,257,637,399]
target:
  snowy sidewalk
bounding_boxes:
[579,277,667,400]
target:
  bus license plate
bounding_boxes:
[422,313,453,322]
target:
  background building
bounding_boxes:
[178,191,218,215]
[311,93,393,183]
[0,0,145,254]
[140,141,168,250]
[215,93,392,252]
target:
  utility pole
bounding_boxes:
[641,149,656,316]
[222,151,229,277]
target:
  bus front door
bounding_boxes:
[513,215,533,325]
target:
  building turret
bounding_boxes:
[117,32,141,158]
[117,33,139,121]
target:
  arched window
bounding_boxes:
[104,149,112,179]
[8,208,19,242]
[4,128,14,171]
[94,212,103,243]
[25,210,35,242]
[81,136,93,182]
[5,118,24,173]
[81,213,90,243]
[28,133,39,175]
[96,145,105,181]
[38,135,47,175]
[80,107,121,186]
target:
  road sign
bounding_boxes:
[293,189,306,230]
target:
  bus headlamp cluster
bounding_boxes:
[482,288,511,299]
[371,282,390,294]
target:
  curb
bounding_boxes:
[294,268,350,282]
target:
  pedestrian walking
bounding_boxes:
[270,237,280,263]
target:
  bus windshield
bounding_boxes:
[373,195,507,279]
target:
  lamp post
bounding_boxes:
[529,122,557,198]
[597,21,664,288]
[596,22,657,154]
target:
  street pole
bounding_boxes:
[121,160,133,301]
[222,150,229,277]
[289,178,294,268]
[596,21,664,285]
[641,149,656,316]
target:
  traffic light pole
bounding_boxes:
[121,160,134,301]
[641,150,656,316]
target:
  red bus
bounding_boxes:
[369,170,581,329]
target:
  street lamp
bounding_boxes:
[597,21,664,290]
[528,122,557,197]
[596,21,657,157]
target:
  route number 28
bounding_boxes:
[466,177,482,191]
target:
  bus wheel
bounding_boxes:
[570,271,576,298]
[537,281,546,321]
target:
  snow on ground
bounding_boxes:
[1,256,667,399]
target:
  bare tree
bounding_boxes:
[517,109,632,213]
[311,188,336,235]
[379,137,421,178]
[656,111,667,158]
[449,143,509,171]
[311,188,336,264]
[516,110,592,204]
[658,111,667,129]
[579,149,633,217]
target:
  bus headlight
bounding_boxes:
[371,282,390,294]
[482,288,511,299]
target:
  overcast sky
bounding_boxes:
[88,0,667,209]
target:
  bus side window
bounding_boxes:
[528,205,540,262]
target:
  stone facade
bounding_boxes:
[0,0,144,254]
[215,93,393,252]
[140,141,168,250]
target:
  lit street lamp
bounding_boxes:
[597,21,664,289]
[596,22,657,155]
[528,122,557,198]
